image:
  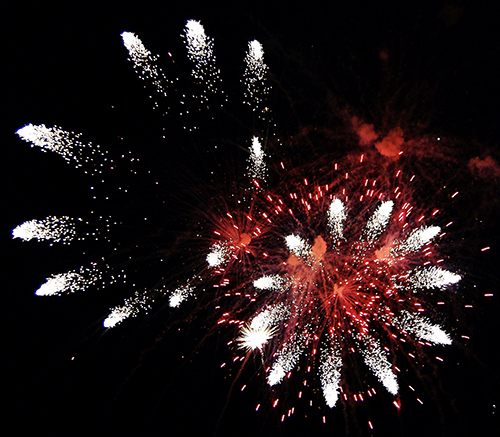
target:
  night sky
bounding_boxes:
[3,2,500,436]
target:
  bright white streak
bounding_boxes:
[247,136,266,180]
[104,305,134,328]
[184,20,214,77]
[363,200,394,242]
[16,124,78,158]
[319,336,342,408]
[169,284,194,308]
[360,337,398,395]
[250,303,289,330]
[245,40,266,81]
[392,225,441,256]
[327,198,346,244]
[35,265,100,296]
[243,40,269,112]
[395,310,452,345]
[253,274,285,291]
[268,332,307,386]
[183,19,223,106]
[12,216,76,244]
[16,123,105,174]
[206,241,231,267]
[407,266,461,290]
[103,291,151,328]
[285,234,311,259]
[121,31,167,101]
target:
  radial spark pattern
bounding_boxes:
[12,19,464,417]
[210,169,461,407]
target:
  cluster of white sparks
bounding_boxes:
[121,31,168,108]
[12,215,114,244]
[206,241,232,268]
[168,283,195,308]
[35,265,101,296]
[247,136,266,181]
[12,216,76,244]
[238,303,289,352]
[183,20,224,106]
[243,40,270,118]
[16,124,107,176]
[404,266,461,291]
[327,198,347,245]
[103,291,152,328]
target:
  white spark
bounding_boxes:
[184,20,213,73]
[169,284,194,308]
[183,19,222,104]
[267,332,307,386]
[237,324,276,351]
[406,266,461,290]
[245,40,266,81]
[12,216,76,244]
[319,336,342,407]
[35,265,101,296]
[247,136,267,180]
[253,274,285,291]
[16,124,104,175]
[363,200,394,242]
[121,31,167,101]
[395,310,452,345]
[392,225,441,256]
[104,291,152,328]
[238,303,288,351]
[327,198,347,244]
[251,303,290,330]
[285,234,311,259]
[243,40,269,113]
[206,241,232,267]
[360,337,398,395]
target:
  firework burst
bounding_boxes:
[206,149,461,410]
[11,17,469,426]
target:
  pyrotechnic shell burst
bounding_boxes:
[12,19,462,416]
[207,154,460,409]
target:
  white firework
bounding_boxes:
[183,19,224,106]
[327,198,347,245]
[168,283,195,308]
[12,215,113,244]
[243,40,269,114]
[319,336,342,408]
[206,241,232,268]
[247,136,267,181]
[16,124,106,175]
[104,291,153,328]
[35,265,101,297]
[121,31,168,108]
[12,216,76,244]
[234,197,459,407]
[12,19,464,415]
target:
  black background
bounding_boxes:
[3,1,500,436]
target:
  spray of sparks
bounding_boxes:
[13,19,465,416]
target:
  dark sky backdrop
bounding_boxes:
[3,1,500,436]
